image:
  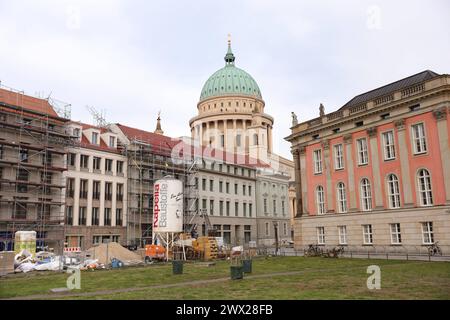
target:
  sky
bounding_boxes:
[1,0,449,159]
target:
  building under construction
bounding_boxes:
[0,84,74,254]
[109,124,199,248]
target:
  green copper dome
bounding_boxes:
[199,43,262,102]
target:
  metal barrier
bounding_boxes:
[253,244,450,262]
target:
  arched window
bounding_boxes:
[337,182,347,213]
[316,186,325,215]
[360,178,372,211]
[387,174,401,209]
[417,169,433,206]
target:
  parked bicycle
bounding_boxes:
[304,244,323,257]
[427,242,442,256]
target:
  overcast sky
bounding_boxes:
[1,0,449,158]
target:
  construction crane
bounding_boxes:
[86,105,108,127]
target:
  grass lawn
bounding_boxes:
[1,257,449,300]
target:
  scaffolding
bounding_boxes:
[0,83,75,254]
[118,137,199,248]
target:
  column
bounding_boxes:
[322,140,333,212]
[367,127,383,209]
[233,119,237,153]
[433,107,450,203]
[268,126,273,153]
[214,120,219,149]
[344,134,357,211]
[395,119,413,206]
[292,148,303,216]
[299,147,308,214]
[221,120,226,150]
[206,122,210,146]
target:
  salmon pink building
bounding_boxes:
[286,70,450,252]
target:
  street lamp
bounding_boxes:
[272,221,279,256]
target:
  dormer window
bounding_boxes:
[73,128,80,138]
[92,132,99,145]
[109,136,116,148]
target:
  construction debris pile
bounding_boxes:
[85,242,143,266]
[8,242,144,274]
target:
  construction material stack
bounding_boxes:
[193,237,218,260]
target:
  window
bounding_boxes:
[337,182,347,213]
[19,148,28,162]
[109,136,115,148]
[334,144,344,170]
[412,123,427,154]
[210,200,214,215]
[92,207,99,226]
[202,178,206,191]
[117,184,124,202]
[357,138,369,165]
[80,155,89,169]
[265,223,270,236]
[73,128,80,138]
[417,169,433,206]
[281,201,285,216]
[104,208,111,226]
[202,199,207,211]
[79,207,87,225]
[79,179,88,199]
[360,178,372,211]
[66,206,73,225]
[116,209,122,226]
[66,178,75,198]
[283,223,287,236]
[234,202,239,217]
[14,199,28,219]
[362,225,373,244]
[248,185,252,196]
[234,183,238,195]
[93,157,101,171]
[390,223,402,244]
[116,161,124,174]
[68,153,76,166]
[387,174,401,209]
[219,201,224,216]
[313,149,322,174]
[273,200,277,215]
[382,131,396,160]
[219,181,223,192]
[226,201,230,216]
[105,159,113,172]
[242,184,246,196]
[244,225,251,243]
[105,182,112,201]
[226,182,230,193]
[92,132,99,145]
[263,198,268,214]
[249,203,252,217]
[236,134,241,147]
[253,134,259,145]
[243,203,247,217]
[92,181,100,200]
[421,222,434,244]
[355,121,364,127]
[209,179,214,192]
[317,227,325,245]
[338,226,347,245]
[220,135,224,147]
[316,186,325,215]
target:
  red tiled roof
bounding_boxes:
[116,123,180,152]
[117,123,269,168]
[0,88,58,117]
